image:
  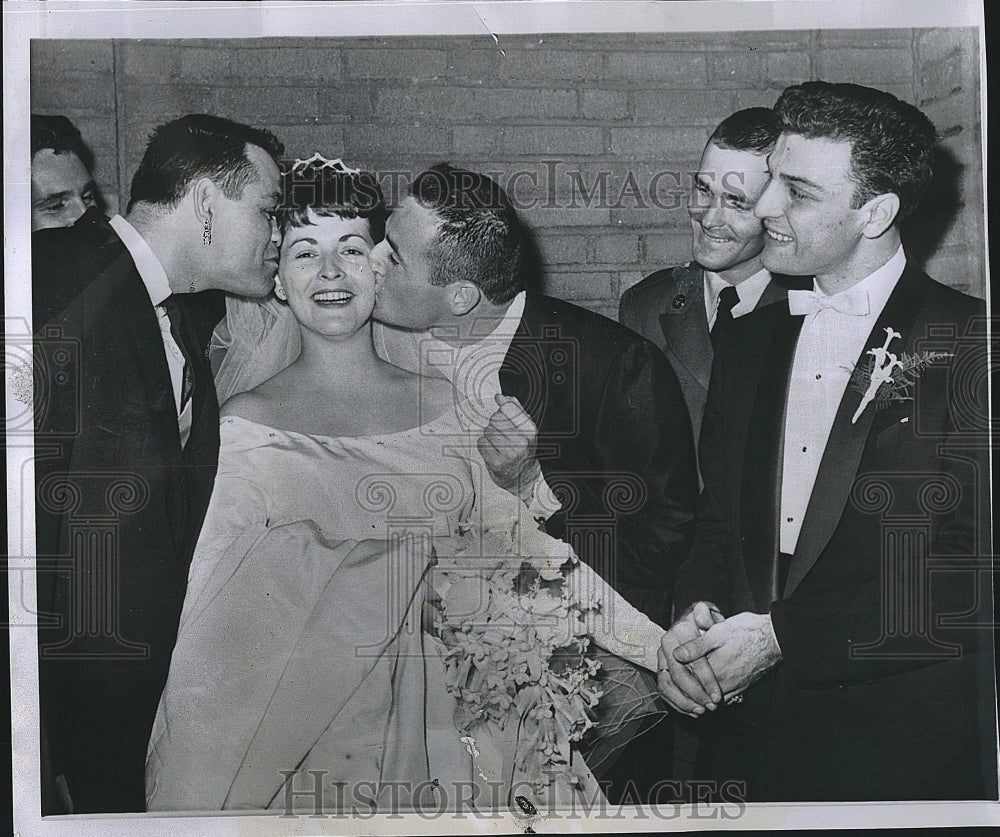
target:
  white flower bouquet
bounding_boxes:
[433,506,603,791]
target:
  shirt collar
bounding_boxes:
[704,266,771,319]
[461,289,525,357]
[424,290,525,357]
[811,244,906,318]
[406,291,526,394]
[108,214,173,306]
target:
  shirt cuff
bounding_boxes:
[525,472,562,521]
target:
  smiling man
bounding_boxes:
[620,108,798,454]
[31,114,103,231]
[659,81,994,801]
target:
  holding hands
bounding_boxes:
[658,602,782,717]
[477,394,543,504]
[657,601,725,715]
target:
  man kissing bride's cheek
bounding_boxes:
[146,159,691,814]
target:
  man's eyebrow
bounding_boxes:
[721,188,750,203]
[33,190,73,206]
[384,232,401,258]
[776,170,825,191]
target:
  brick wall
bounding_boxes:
[30,30,985,316]
[910,28,985,297]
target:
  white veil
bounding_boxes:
[210,294,301,404]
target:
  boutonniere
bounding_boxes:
[847,327,952,424]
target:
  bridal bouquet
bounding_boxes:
[434,506,603,791]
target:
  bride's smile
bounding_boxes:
[311,289,354,304]
[275,209,376,336]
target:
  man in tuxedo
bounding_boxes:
[34,114,284,813]
[369,163,697,629]
[657,82,995,801]
[620,108,797,454]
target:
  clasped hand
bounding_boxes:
[477,393,542,504]
[657,603,782,717]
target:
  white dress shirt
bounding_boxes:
[704,267,772,330]
[373,291,559,518]
[779,246,906,554]
[108,214,192,447]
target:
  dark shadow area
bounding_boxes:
[519,222,546,296]
[901,143,966,270]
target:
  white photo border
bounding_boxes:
[5,1,996,834]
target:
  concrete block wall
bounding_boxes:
[30,29,986,316]
[30,40,119,218]
[911,28,985,298]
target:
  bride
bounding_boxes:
[145,158,667,815]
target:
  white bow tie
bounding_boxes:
[787,287,870,317]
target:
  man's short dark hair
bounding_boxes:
[31,114,93,170]
[773,81,937,223]
[278,163,387,243]
[708,107,780,154]
[408,162,523,305]
[127,114,284,212]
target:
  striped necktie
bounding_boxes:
[160,295,195,411]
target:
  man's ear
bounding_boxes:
[191,177,219,225]
[449,282,482,316]
[859,192,900,238]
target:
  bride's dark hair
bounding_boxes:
[277,159,387,242]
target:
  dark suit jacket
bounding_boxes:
[619,263,793,452]
[674,264,996,801]
[32,208,123,328]
[34,224,221,813]
[32,208,226,334]
[499,294,698,625]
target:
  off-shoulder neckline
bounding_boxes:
[220,405,465,444]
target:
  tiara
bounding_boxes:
[288,152,361,175]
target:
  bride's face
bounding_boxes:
[277,209,377,338]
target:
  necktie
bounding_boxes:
[160,295,195,411]
[710,285,740,351]
[787,286,870,317]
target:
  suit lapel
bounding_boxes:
[783,267,932,597]
[118,269,185,465]
[757,274,790,309]
[499,296,545,428]
[740,308,804,611]
[658,264,713,391]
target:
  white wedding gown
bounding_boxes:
[146,402,664,815]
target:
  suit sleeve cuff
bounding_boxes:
[526,472,562,521]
